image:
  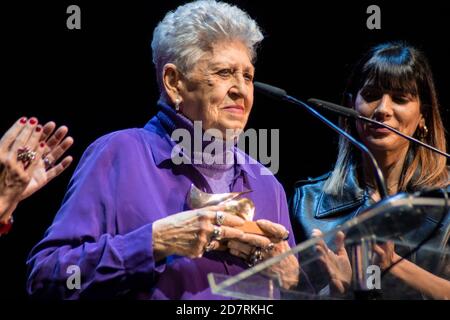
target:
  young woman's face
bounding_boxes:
[355,85,424,153]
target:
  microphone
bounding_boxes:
[255,83,449,297]
[308,98,359,119]
[307,98,450,159]
[254,81,388,199]
[307,99,450,287]
[253,81,287,100]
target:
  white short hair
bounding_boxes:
[151,0,264,97]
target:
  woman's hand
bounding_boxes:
[1,117,45,221]
[1,118,44,221]
[373,241,400,271]
[227,219,289,260]
[227,219,299,289]
[20,122,73,200]
[312,229,352,294]
[262,240,300,290]
[152,206,246,261]
[374,241,450,299]
[0,117,73,223]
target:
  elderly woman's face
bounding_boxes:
[355,86,424,153]
[179,41,254,138]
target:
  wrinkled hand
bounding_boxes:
[227,219,289,259]
[373,241,400,271]
[227,220,299,289]
[20,122,73,200]
[312,229,352,294]
[152,206,246,261]
[263,241,300,289]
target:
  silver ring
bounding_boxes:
[263,243,275,253]
[43,157,53,170]
[211,226,222,241]
[247,247,263,267]
[215,211,225,226]
[17,147,37,166]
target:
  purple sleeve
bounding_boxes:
[26,132,159,299]
[276,182,297,248]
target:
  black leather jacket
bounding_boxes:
[289,168,450,298]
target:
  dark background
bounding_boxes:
[1,0,448,298]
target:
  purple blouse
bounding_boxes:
[26,107,295,299]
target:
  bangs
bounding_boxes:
[362,55,419,96]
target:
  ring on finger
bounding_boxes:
[215,211,225,226]
[43,156,54,170]
[211,225,222,241]
[263,243,275,253]
[17,147,37,167]
[247,247,263,267]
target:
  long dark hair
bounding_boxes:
[324,41,448,195]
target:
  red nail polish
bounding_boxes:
[40,142,46,148]
[29,118,37,125]
[20,117,27,124]
[36,126,42,132]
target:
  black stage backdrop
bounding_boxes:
[1,0,449,299]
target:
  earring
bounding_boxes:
[175,98,181,112]
[419,125,429,139]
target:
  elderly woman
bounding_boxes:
[290,42,450,299]
[26,0,298,299]
[0,117,73,236]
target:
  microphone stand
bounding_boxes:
[254,82,390,299]
[255,83,448,299]
[303,97,450,299]
[254,82,388,199]
[283,95,388,299]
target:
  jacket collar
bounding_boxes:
[315,166,450,221]
[315,165,367,218]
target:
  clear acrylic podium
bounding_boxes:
[208,191,450,299]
